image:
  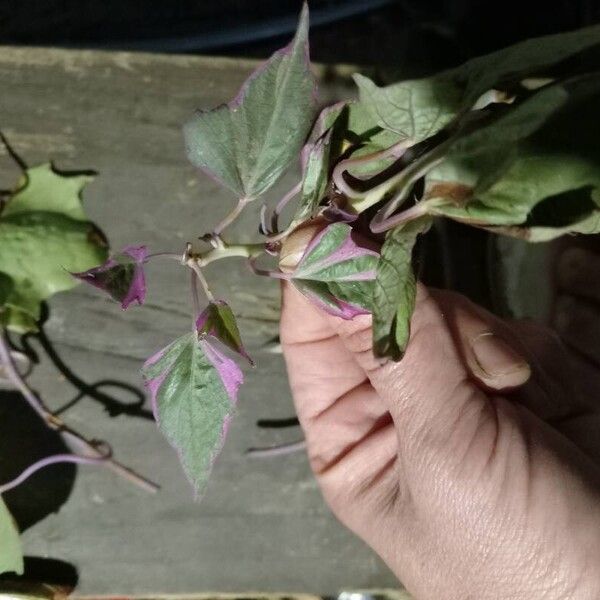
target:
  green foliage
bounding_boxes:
[0,164,107,332]
[354,73,462,142]
[197,300,252,364]
[423,74,600,238]
[0,497,23,576]
[142,332,242,496]
[183,4,316,200]
[373,218,431,360]
[452,23,600,106]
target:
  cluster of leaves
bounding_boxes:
[0,161,109,575]
[73,5,600,496]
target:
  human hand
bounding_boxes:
[281,280,600,600]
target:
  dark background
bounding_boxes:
[1,0,600,74]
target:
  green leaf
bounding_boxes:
[295,130,333,222]
[290,223,379,319]
[2,163,92,221]
[486,187,600,241]
[343,101,403,176]
[423,74,600,232]
[0,273,14,309]
[0,164,107,333]
[196,300,252,365]
[0,496,23,576]
[292,224,377,280]
[353,73,462,142]
[142,332,243,496]
[453,23,600,106]
[373,218,431,360]
[183,3,317,200]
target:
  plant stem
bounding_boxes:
[190,269,201,316]
[0,452,109,495]
[347,139,452,232]
[348,137,453,211]
[332,139,414,198]
[188,262,214,302]
[146,252,183,262]
[271,182,302,232]
[247,257,290,280]
[197,242,266,267]
[0,329,159,494]
[213,197,251,236]
[246,439,306,458]
[370,201,430,234]
[265,218,305,243]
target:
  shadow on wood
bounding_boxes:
[0,392,76,531]
[21,311,152,421]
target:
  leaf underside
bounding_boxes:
[424,73,600,238]
[184,3,317,200]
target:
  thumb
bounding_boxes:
[327,285,531,440]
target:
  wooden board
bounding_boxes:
[0,46,399,594]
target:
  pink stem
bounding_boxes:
[370,201,429,234]
[332,139,413,198]
[260,203,271,235]
[0,451,109,494]
[262,183,302,235]
[190,270,201,318]
[213,197,251,236]
[246,440,306,458]
[0,330,160,494]
[274,182,302,217]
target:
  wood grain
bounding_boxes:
[0,46,398,594]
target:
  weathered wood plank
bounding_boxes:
[0,46,398,593]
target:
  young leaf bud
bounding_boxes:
[278,216,328,274]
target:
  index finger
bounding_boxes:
[280,282,369,423]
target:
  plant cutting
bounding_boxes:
[74,5,600,496]
[2,6,600,565]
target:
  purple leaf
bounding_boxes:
[142,329,243,497]
[72,245,148,309]
[289,223,379,318]
[196,300,253,365]
[294,224,378,281]
[293,279,371,320]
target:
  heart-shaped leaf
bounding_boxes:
[142,329,243,496]
[290,223,379,319]
[184,3,317,200]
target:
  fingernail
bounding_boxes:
[470,331,530,379]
